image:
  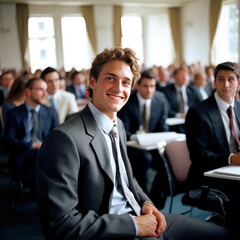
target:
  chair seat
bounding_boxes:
[181,186,229,225]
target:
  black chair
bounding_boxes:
[157,139,229,226]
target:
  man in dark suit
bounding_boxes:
[66,70,88,99]
[36,47,230,240]
[185,61,240,235]
[0,70,15,105]
[4,78,59,190]
[160,67,202,132]
[118,70,169,203]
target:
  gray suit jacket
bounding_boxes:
[36,105,150,240]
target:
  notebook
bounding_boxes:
[214,166,240,177]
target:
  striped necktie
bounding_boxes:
[109,125,141,216]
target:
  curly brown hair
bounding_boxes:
[88,46,141,98]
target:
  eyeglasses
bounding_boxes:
[31,88,47,93]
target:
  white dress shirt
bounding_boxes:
[214,91,240,160]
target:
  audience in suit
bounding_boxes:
[156,67,170,91]
[205,65,216,92]
[0,70,15,105]
[66,70,88,99]
[40,67,79,124]
[188,72,213,101]
[36,46,231,240]
[118,70,169,200]
[185,61,240,236]
[4,78,59,191]
[160,67,202,132]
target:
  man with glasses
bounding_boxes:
[4,78,59,191]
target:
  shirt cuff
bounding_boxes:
[129,214,139,236]
[228,153,233,165]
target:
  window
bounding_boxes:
[61,16,94,71]
[145,14,174,68]
[121,16,144,65]
[28,17,57,72]
[212,2,239,65]
[121,14,173,68]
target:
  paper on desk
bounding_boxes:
[134,132,185,146]
[214,166,240,177]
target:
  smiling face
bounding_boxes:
[89,60,133,121]
[214,69,239,104]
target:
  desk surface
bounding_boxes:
[127,132,186,151]
[166,117,185,126]
[204,165,240,181]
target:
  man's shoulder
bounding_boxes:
[56,89,75,100]
[8,103,25,114]
[189,95,215,113]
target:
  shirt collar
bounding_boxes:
[88,101,116,135]
[25,102,41,113]
[136,92,151,106]
[214,91,235,112]
[174,84,186,92]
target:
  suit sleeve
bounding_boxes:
[36,129,136,240]
[4,109,31,150]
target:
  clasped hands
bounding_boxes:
[135,202,166,238]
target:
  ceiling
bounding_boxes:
[0,0,200,7]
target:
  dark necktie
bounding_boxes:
[227,106,240,151]
[179,90,185,113]
[109,125,141,216]
[142,102,148,132]
[31,109,39,143]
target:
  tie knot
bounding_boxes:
[110,124,118,138]
[227,105,233,116]
[31,109,37,114]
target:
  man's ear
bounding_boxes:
[89,76,96,89]
[24,88,30,97]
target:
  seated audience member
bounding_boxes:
[66,70,88,99]
[41,67,79,124]
[185,61,240,236]
[66,70,89,109]
[33,69,42,78]
[160,67,202,132]
[4,78,59,190]
[36,46,231,240]
[118,70,169,198]
[188,72,213,101]
[205,65,216,91]
[1,75,27,129]
[0,70,15,105]
[156,67,170,91]
[59,77,66,90]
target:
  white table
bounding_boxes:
[204,165,240,181]
[127,132,186,151]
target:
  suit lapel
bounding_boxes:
[81,106,114,182]
[234,101,240,128]
[20,105,29,134]
[131,92,141,126]
[149,95,158,131]
[208,96,229,152]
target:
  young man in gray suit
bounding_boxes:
[36,47,230,240]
